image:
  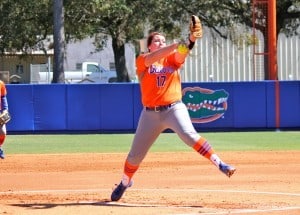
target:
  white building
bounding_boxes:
[65,37,136,79]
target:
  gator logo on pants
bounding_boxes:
[182,87,229,123]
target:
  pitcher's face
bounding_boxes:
[148,35,166,52]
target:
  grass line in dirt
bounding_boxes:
[4,131,300,154]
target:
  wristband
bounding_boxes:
[188,39,195,50]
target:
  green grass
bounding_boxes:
[3,131,300,154]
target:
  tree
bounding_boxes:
[52,0,65,83]
[1,0,299,82]
[172,0,300,80]
[86,0,148,82]
[0,0,52,54]
[60,0,191,82]
[76,0,190,82]
[172,0,299,38]
[77,0,299,82]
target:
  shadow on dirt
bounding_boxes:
[10,200,203,209]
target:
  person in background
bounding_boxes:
[0,80,10,159]
[111,15,236,201]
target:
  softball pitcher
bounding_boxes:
[111,15,236,201]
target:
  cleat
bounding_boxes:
[0,148,4,159]
[219,162,236,177]
[111,180,133,201]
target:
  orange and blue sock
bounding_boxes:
[122,159,139,186]
[193,137,222,167]
[193,137,214,159]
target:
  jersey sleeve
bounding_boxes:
[167,52,184,69]
[136,55,147,75]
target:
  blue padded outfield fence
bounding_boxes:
[6,81,300,133]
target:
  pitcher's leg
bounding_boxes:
[111,110,165,201]
[122,109,164,185]
[166,103,236,177]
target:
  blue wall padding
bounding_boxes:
[66,84,102,130]
[266,81,277,128]
[5,81,300,133]
[132,84,143,129]
[98,84,134,130]
[279,81,300,127]
[33,84,67,130]
[6,85,34,131]
[232,82,267,128]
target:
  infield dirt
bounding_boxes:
[1,151,300,214]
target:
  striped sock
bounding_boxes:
[122,160,139,186]
[193,137,215,159]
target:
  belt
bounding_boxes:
[145,101,181,112]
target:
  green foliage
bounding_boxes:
[277,0,300,36]
[0,0,52,54]
[94,1,146,46]
[0,0,299,82]
[63,0,95,42]
[1,0,299,54]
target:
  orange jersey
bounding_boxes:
[0,81,6,96]
[136,53,184,107]
[0,81,7,111]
